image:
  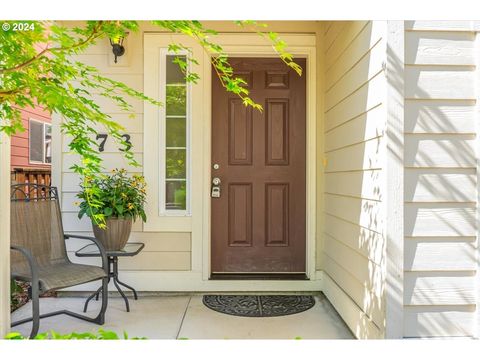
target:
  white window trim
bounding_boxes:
[158,49,192,216]
[28,118,51,165]
[144,35,205,231]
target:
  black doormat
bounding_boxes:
[202,295,315,317]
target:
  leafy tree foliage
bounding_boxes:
[0,20,301,225]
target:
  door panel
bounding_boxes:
[228,183,253,247]
[266,99,289,165]
[229,99,253,165]
[265,183,289,246]
[211,57,306,274]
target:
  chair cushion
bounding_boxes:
[12,263,107,292]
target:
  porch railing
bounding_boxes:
[11,168,52,199]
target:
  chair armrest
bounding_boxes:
[64,234,108,274]
[10,245,39,286]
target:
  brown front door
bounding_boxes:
[211,57,306,275]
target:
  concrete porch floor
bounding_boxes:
[10,293,354,339]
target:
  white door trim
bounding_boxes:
[143,33,317,290]
[201,34,317,281]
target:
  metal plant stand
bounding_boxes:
[76,242,145,312]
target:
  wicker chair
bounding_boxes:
[10,184,108,338]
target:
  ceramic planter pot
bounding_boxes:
[92,217,133,251]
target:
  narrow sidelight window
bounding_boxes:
[160,52,190,214]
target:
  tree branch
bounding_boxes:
[0,21,104,75]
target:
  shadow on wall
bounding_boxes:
[322,21,387,339]
[398,21,476,337]
[323,20,476,338]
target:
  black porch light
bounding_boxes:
[110,35,125,63]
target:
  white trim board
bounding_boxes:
[385,20,405,339]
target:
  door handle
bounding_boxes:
[211,177,221,198]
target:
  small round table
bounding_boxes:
[75,242,145,312]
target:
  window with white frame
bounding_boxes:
[160,52,190,214]
[29,119,52,164]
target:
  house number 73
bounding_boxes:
[96,134,132,152]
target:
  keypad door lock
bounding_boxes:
[211,177,221,198]
[211,186,221,198]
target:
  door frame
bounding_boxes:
[201,34,317,280]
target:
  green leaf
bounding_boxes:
[103,207,113,217]
[98,329,120,340]
[4,332,25,340]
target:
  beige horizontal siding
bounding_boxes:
[325,170,383,201]
[325,21,369,70]
[325,137,384,173]
[325,105,384,152]
[405,66,475,100]
[326,41,385,110]
[405,32,475,66]
[405,169,476,202]
[324,214,384,265]
[405,238,477,271]
[324,21,346,53]
[325,73,385,131]
[68,251,191,271]
[404,204,476,237]
[323,21,386,333]
[322,274,383,339]
[404,135,476,168]
[324,234,383,285]
[404,272,476,305]
[404,305,475,337]
[63,153,143,173]
[326,21,384,90]
[324,194,384,234]
[405,100,475,134]
[323,254,383,326]
[405,21,474,32]
[403,21,477,337]
[65,231,192,271]
[65,232,191,252]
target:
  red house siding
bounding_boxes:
[11,106,51,170]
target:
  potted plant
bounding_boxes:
[77,169,147,251]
